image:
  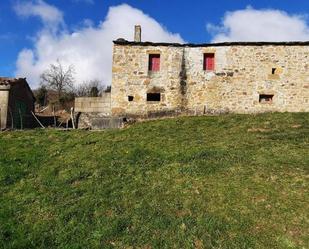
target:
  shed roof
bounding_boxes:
[0,77,35,100]
[0,77,28,85]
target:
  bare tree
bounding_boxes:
[74,79,104,97]
[40,60,75,101]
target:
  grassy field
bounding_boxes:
[0,113,308,249]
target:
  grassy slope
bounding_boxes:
[0,113,308,249]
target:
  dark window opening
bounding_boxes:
[272,68,277,74]
[149,54,160,71]
[128,96,134,101]
[203,53,215,71]
[147,93,161,102]
[259,94,274,103]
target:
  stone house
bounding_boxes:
[0,78,35,129]
[75,26,309,128]
[110,26,309,118]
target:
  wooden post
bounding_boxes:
[53,105,56,127]
[18,108,23,130]
[8,107,13,129]
[70,107,75,129]
[31,111,45,129]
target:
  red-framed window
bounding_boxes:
[203,53,215,71]
[149,54,160,71]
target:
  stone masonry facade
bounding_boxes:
[111,40,309,118]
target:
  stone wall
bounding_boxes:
[111,42,309,117]
[76,112,124,129]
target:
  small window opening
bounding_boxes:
[203,53,215,71]
[259,94,274,103]
[147,93,161,102]
[272,68,277,74]
[149,54,160,71]
[128,96,134,101]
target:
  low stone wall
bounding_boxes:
[75,93,111,115]
[76,112,124,129]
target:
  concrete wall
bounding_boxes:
[74,93,125,129]
[0,85,10,129]
[111,43,309,117]
[75,92,111,116]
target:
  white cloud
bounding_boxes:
[14,3,184,88]
[14,0,64,32]
[207,7,309,42]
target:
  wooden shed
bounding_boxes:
[0,78,35,129]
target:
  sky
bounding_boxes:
[1,0,309,88]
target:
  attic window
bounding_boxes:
[147,93,161,102]
[259,94,274,103]
[149,54,160,71]
[128,96,134,101]
[272,68,277,74]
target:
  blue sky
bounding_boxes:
[1,0,309,87]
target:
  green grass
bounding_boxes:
[0,112,308,249]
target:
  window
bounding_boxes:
[272,68,277,75]
[149,54,160,71]
[259,94,274,103]
[128,96,134,102]
[147,93,161,102]
[203,53,215,71]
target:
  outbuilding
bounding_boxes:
[0,77,35,129]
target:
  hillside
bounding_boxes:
[0,113,308,248]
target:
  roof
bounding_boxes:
[0,77,35,100]
[0,77,29,85]
[0,77,13,86]
[113,39,309,47]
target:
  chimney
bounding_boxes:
[134,25,141,42]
